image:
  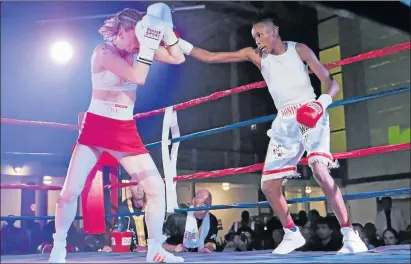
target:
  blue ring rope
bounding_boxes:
[145,86,410,149]
[2,188,409,221]
[400,1,411,7]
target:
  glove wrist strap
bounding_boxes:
[317,94,332,109]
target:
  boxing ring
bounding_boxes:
[1,38,410,262]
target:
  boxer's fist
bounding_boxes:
[135,15,165,64]
[147,3,178,46]
[296,94,332,128]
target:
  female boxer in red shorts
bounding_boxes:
[49,4,185,263]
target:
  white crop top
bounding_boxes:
[91,43,137,92]
[260,41,316,109]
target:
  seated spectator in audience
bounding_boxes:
[26,220,43,253]
[1,216,28,255]
[382,228,400,246]
[352,223,374,250]
[364,222,382,247]
[223,230,253,252]
[302,217,342,251]
[229,211,256,233]
[375,197,408,237]
[398,224,411,245]
[117,183,148,252]
[162,189,218,253]
[295,211,308,227]
[306,209,320,228]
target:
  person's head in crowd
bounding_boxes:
[380,197,392,212]
[240,210,250,225]
[5,215,16,228]
[308,209,320,223]
[364,222,378,239]
[352,223,364,236]
[130,182,146,208]
[383,228,399,246]
[300,226,311,242]
[192,189,212,219]
[406,224,411,232]
[296,210,308,226]
[316,217,333,241]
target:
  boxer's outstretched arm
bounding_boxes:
[296,43,339,98]
[189,46,253,63]
[96,44,150,85]
[154,46,185,64]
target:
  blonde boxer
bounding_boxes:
[49,3,184,263]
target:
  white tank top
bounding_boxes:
[91,42,137,91]
[260,41,316,109]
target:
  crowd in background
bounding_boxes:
[1,192,410,255]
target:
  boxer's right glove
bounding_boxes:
[296,94,332,128]
[135,15,165,65]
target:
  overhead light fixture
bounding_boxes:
[305,186,312,194]
[43,176,52,185]
[13,166,22,173]
[222,182,230,191]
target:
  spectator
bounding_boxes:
[1,216,28,255]
[375,197,408,237]
[382,228,400,246]
[306,209,321,228]
[223,230,253,252]
[296,211,308,227]
[26,220,43,253]
[162,189,218,253]
[303,217,342,251]
[364,222,382,247]
[230,211,256,233]
[117,183,149,252]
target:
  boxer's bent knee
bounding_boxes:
[261,179,283,197]
[307,153,339,172]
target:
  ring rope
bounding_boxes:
[2,142,409,191]
[144,86,411,149]
[1,42,409,129]
[1,188,409,221]
[133,42,410,119]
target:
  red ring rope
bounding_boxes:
[1,42,409,128]
[2,142,409,191]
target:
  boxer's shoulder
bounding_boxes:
[95,43,118,57]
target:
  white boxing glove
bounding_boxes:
[135,15,165,65]
[178,38,193,55]
[147,2,178,46]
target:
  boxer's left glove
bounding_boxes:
[135,15,165,65]
[147,3,179,46]
[296,94,332,128]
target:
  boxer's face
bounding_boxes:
[118,26,140,53]
[251,23,278,53]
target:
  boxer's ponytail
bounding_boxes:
[98,8,143,41]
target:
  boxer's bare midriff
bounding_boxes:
[92,89,136,106]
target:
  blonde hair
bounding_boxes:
[98,8,143,41]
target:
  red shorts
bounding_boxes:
[76,112,148,156]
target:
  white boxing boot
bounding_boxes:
[146,236,184,263]
[272,227,306,255]
[48,233,67,263]
[337,227,368,254]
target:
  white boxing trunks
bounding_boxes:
[262,102,339,183]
